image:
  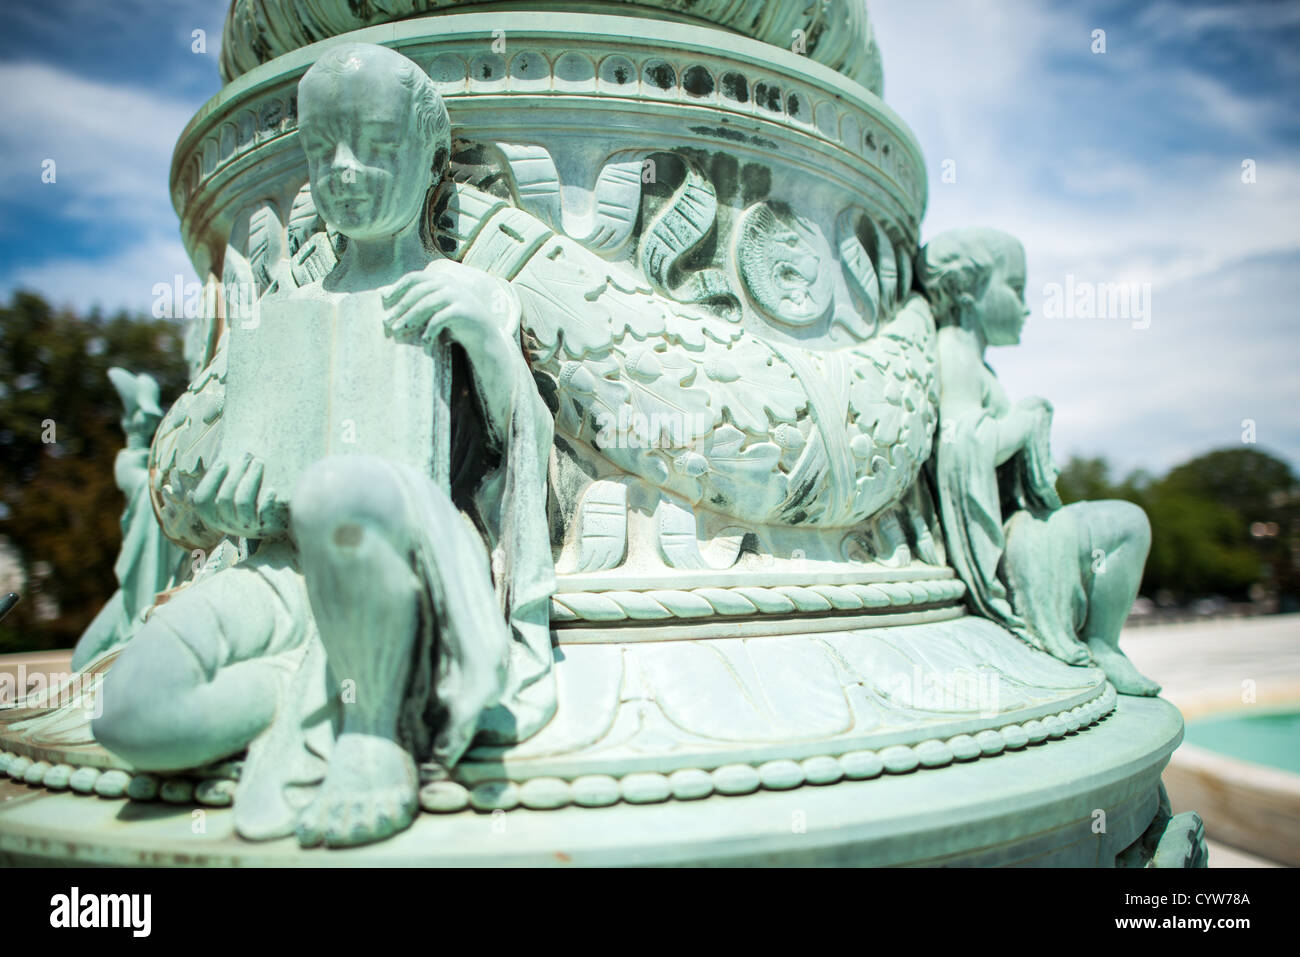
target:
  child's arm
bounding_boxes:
[380,260,529,446]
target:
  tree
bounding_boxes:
[0,291,189,652]
[1163,448,1296,526]
[1161,448,1300,606]
[1056,448,1297,605]
[1142,488,1262,602]
[1057,455,1119,504]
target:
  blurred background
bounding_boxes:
[0,0,1297,865]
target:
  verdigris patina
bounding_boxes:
[0,0,1203,867]
[70,369,187,671]
[920,228,1160,696]
[93,43,556,848]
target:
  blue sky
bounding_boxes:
[871,0,1300,478]
[1,0,1297,478]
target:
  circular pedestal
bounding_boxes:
[0,695,1180,866]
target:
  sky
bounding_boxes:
[0,0,1297,478]
[870,0,1300,477]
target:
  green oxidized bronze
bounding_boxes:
[0,0,1204,867]
[921,228,1161,697]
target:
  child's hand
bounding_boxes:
[188,453,289,540]
[380,260,518,350]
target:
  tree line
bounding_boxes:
[1056,448,1298,610]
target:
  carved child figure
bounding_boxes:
[920,227,1159,695]
[71,369,187,670]
[94,43,556,848]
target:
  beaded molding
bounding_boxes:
[2,685,1116,816]
[218,1,883,93]
[172,28,923,226]
[550,577,967,622]
[0,754,238,807]
[422,683,1120,814]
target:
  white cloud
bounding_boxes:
[1,0,1295,477]
[0,61,200,313]
[1158,67,1286,138]
[1135,1,1300,40]
[0,232,196,316]
[870,0,1300,473]
[0,60,194,236]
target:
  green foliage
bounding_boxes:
[1143,490,1263,601]
[1056,448,1297,604]
[0,291,189,652]
[1056,455,1114,504]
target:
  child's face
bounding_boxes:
[298,61,433,243]
[979,242,1029,346]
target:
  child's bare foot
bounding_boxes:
[296,733,418,848]
[1087,639,1161,696]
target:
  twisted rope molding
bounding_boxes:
[550,577,967,623]
[1,682,1114,814]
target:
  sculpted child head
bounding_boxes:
[297,43,451,242]
[919,228,1028,346]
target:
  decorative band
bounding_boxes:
[420,684,1119,814]
[549,577,967,623]
[0,683,1116,817]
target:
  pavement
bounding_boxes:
[1123,614,1300,868]
[1124,613,1300,717]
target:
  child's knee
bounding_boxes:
[94,626,210,770]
